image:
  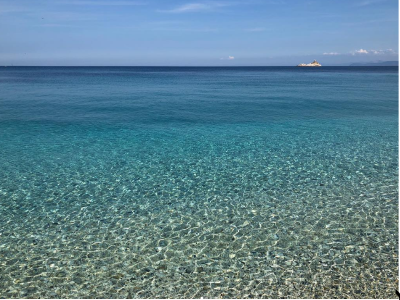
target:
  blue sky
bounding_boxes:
[0,0,398,65]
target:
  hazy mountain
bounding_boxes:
[349,61,398,66]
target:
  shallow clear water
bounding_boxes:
[0,67,398,298]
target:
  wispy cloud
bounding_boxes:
[0,3,31,14]
[344,18,397,26]
[150,27,218,32]
[0,3,104,20]
[58,1,145,5]
[40,11,100,22]
[354,0,387,7]
[145,21,184,26]
[220,56,235,60]
[125,21,218,32]
[321,49,397,57]
[351,48,397,55]
[38,23,81,27]
[370,49,396,54]
[245,27,267,32]
[159,2,234,13]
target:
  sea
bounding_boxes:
[0,66,398,298]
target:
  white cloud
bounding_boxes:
[354,49,369,54]
[320,48,397,57]
[351,48,397,55]
[220,56,235,60]
[159,2,233,13]
[370,49,383,54]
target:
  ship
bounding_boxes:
[297,60,321,67]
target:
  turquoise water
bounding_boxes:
[0,67,398,298]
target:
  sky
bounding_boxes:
[0,0,398,66]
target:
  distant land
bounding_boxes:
[349,61,398,66]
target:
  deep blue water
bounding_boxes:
[0,67,398,298]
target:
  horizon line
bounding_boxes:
[2,65,398,67]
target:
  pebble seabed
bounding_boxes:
[0,120,398,299]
